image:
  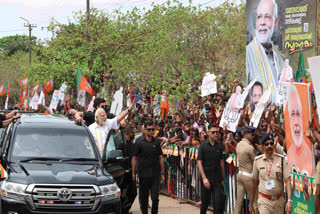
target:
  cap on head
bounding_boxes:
[236,127,243,133]
[261,133,274,145]
[244,126,256,134]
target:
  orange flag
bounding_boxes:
[77,70,94,95]
[20,77,29,89]
[32,84,40,95]
[20,88,28,105]
[46,79,53,92]
[0,84,5,96]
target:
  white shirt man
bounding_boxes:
[89,104,133,156]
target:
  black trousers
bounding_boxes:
[120,173,137,214]
[200,180,225,214]
[139,176,160,214]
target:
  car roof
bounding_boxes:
[17,113,84,130]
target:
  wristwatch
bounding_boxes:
[288,199,292,203]
[161,172,165,175]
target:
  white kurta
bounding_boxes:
[89,118,119,156]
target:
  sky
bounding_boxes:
[0,0,241,41]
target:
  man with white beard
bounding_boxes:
[286,86,313,176]
[246,0,284,102]
[89,106,133,156]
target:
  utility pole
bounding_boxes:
[87,0,90,18]
[86,0,90,42]
[20,17,37,66]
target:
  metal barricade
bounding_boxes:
[161,145,249,214]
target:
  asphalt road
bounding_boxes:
[130,194,201,214]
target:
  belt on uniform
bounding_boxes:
[238,171,252,177]
[259,192,283,200]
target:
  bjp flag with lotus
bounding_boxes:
[20,77,29,89]
[77,69,94,95]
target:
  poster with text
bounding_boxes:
[291,172,315,214]
[246,0,317,103]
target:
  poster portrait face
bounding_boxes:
[285,83,313,176]
[250,81,263,110]
[255,0,278,44]
[287,86,303,147]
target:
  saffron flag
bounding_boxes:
[4,81,10,97]
[40,84,48,97]
[20,88,28,105]
[0,164,8,179]
[0,84,5,96]
[20,77,29,89]
[46,79,53,92]
[32,84,40,95]
[77,70,94,95]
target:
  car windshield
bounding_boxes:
[11,127,97,161]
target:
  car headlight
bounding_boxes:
[98,183,120,201]
[1,181,28,200]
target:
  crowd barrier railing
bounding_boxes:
[160,144,249,214]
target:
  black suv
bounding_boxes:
[0,113,120,214]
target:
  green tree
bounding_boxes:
[0,51,31,106]
[0,35,37,57]
[25,1,246,103]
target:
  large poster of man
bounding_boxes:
[246,0,284,103]
[246,0,317,104]
[284,83,313,176]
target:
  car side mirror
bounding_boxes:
[105,150,123,163]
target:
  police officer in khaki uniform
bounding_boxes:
[249,133,292,214]
[235,126,258,214]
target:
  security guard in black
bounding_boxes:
[197,124,225,214]
[132,121,165,214]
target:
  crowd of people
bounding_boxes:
[1,76,320,214]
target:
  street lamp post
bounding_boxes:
[20,17,37,66]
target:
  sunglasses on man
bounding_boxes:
[147,128,155,132]
[210,130,219,134]
[264,141,274,146]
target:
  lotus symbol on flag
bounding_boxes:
[223,108,240,129]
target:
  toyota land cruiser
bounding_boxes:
[0,113,120,214]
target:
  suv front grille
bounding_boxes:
[31,185,97,210]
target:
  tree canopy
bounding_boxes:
[19,1,245,103]
[0,35,36,57]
